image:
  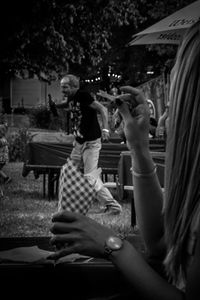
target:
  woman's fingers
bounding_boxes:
[52,211,79,223]
[120,86,146,105]
[48,244,76,260]
[116,92,137,109]
[116,100,133,122]
[115,87,147,123]
[50,233,81,257]
[50,233,79,245]
[50,221,78,234]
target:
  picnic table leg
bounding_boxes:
[43,174,46,198]
[131,197,136,227]
[48,170,54,201]
[55,172,59,196]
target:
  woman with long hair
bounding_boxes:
[50,20,200,299]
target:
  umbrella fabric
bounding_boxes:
[129,0,200,45]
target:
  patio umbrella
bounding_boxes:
[129,0,200,45]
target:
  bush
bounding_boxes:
[28,105,52,129]
[7,128,33,162]
[13,107,27,115]
[28,105,63,130]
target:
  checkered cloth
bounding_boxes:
[58,158,96,215]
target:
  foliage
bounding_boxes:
[0,0,195,84]
[106,0,195,85]
[28,105,66,130]
[13,107,27,115]
[28,105,52,129]
[7,128,33,162]
[0,0,142,81]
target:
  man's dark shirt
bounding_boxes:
[71,89,101,144]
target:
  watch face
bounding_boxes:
[106,236,123,250]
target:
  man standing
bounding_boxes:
[49,74,122,214]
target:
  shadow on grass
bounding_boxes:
[8,189,44,199]
[8,189,58,202]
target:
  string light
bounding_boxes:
[84,73,121,83]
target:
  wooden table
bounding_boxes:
[22,139,165,200]
[22,142,129,200]
[0,236,145,299]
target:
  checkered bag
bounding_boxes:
[58,158,96,215]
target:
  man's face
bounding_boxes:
[61,79,73,98]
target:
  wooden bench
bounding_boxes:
[22,140,165,200]
[23,142,127,200]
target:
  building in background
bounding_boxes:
[0,77,63,113]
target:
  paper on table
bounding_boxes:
[55,253,91,264]
[0,246,53,263]
[0,246,91,264]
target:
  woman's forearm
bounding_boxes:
[130,147,165,253]
[110,240,184,300]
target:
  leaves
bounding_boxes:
[0,0,141,80]
[0,0,194,81]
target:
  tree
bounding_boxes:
[0,0,143,81]
[101,0,195,85]
[0,0,195,83]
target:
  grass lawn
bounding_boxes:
[0,162,134,237]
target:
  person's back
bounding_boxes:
[0,123,8,162]
[156,103,169,139]
[0,123,11,184]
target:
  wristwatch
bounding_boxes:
[104,236,124,259]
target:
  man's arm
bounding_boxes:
[90,100,109,129]
[90,100,110,141]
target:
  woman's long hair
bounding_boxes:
[164,20,200,286]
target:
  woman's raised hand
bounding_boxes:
[117,86,150,151]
